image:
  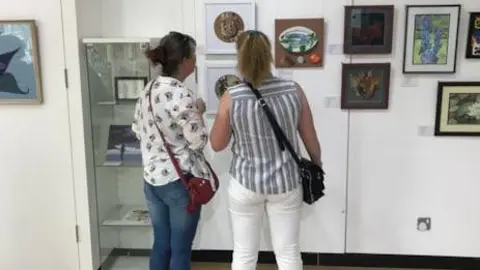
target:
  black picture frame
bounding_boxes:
[434,81,480,136]
[402,5,461,74]
[341,63,391,110]
[343,5,394,54]
[465,12,480,59]
[114,76,148,102]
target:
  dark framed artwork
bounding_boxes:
[434,81,480,136]
[105,125,142,165]
[114,76,148,101]
[275,18,324,68]
[343,5,394,54]
[341,63,390,109]
[465,12,480,59]
[402,5,460,74]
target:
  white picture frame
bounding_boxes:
[204,0,256,54]
[203,60,240,115]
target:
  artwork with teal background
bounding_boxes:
[0,21,41,102]
[412,14,450,65]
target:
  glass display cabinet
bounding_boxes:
[83,38,157,265]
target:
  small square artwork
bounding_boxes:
[275,18,324,68]
[204,0,256,54]
[204,61,241,115]
[104,125,142,165]
[341,63,390,109]
[465,12,480,59]
[114,76,147,101]
[343,5,394,54]
[0,20,42,104]
[434,82,480,136]
[402,5,460,73]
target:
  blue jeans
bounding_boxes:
[144,179,201,270]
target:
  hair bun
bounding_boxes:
[146,45,166,66]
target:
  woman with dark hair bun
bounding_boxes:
[132,31,213,270]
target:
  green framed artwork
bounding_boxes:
[434,82,480,136]
[402,5,460,74]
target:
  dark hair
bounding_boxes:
[145,31,196,76]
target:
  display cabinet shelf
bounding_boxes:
[102,204,150,227]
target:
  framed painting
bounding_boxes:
[0,20,42,104]
[114,76,147,102]
[275,18,324,68]
[203,60,241,115]
[465,12,480,59]
[402,5,460,74]
[343,5,394,54]
[341,63,390,109]
[434,81,480,136]
[204,0,256,54]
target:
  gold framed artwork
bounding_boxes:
[0,20,42,104]
[434,81,480,136]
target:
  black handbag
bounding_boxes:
[246,82,325,204]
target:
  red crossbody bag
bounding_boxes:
[146,83,219,212]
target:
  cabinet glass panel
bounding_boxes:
[84,40,152,262]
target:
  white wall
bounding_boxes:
[346,0,480,257]
[0,0,79,269]
[71,0,480,266]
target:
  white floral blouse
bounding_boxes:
[132,76,214,187]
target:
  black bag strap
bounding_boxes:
[245,82,302,166]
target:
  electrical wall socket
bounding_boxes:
[417,217,431,232]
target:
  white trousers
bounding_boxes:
[228,178,303,270]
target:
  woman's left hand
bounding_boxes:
[196,98,206,114]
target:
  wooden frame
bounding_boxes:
[343,5,394,54]
[114,76,148,102]
[465,12,480,59]
[402,5,460,74]
[204,0,256,55]
[275,18,325,68]
[0,20,42,104]
[341,63,390,109]
[434,81,480,136]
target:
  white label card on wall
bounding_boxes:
[401,76,419,87]
[417,125,434,136]
[327,44,343,55]
[324,96,341,108]
[277,70,294,80]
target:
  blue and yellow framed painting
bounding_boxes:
[402,5,460,74]
[0,20,42,104]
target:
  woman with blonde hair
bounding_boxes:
[209,30,323,270]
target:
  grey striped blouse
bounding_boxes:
[228,76,301,195]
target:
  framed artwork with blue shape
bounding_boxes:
[0,20,42,104]
[402,5,460,74]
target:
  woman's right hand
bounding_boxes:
[196,98,206,114]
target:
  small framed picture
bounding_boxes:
[465,12,480,59]
[114,76,148,101]
[434,81,480,136]
[341,63,390,109]
[203,60,241,114]
[275,18,325,68]
[0,20,42,104]
[343,5,394,54]
[204,0,256,54]
[402,5,460,74]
